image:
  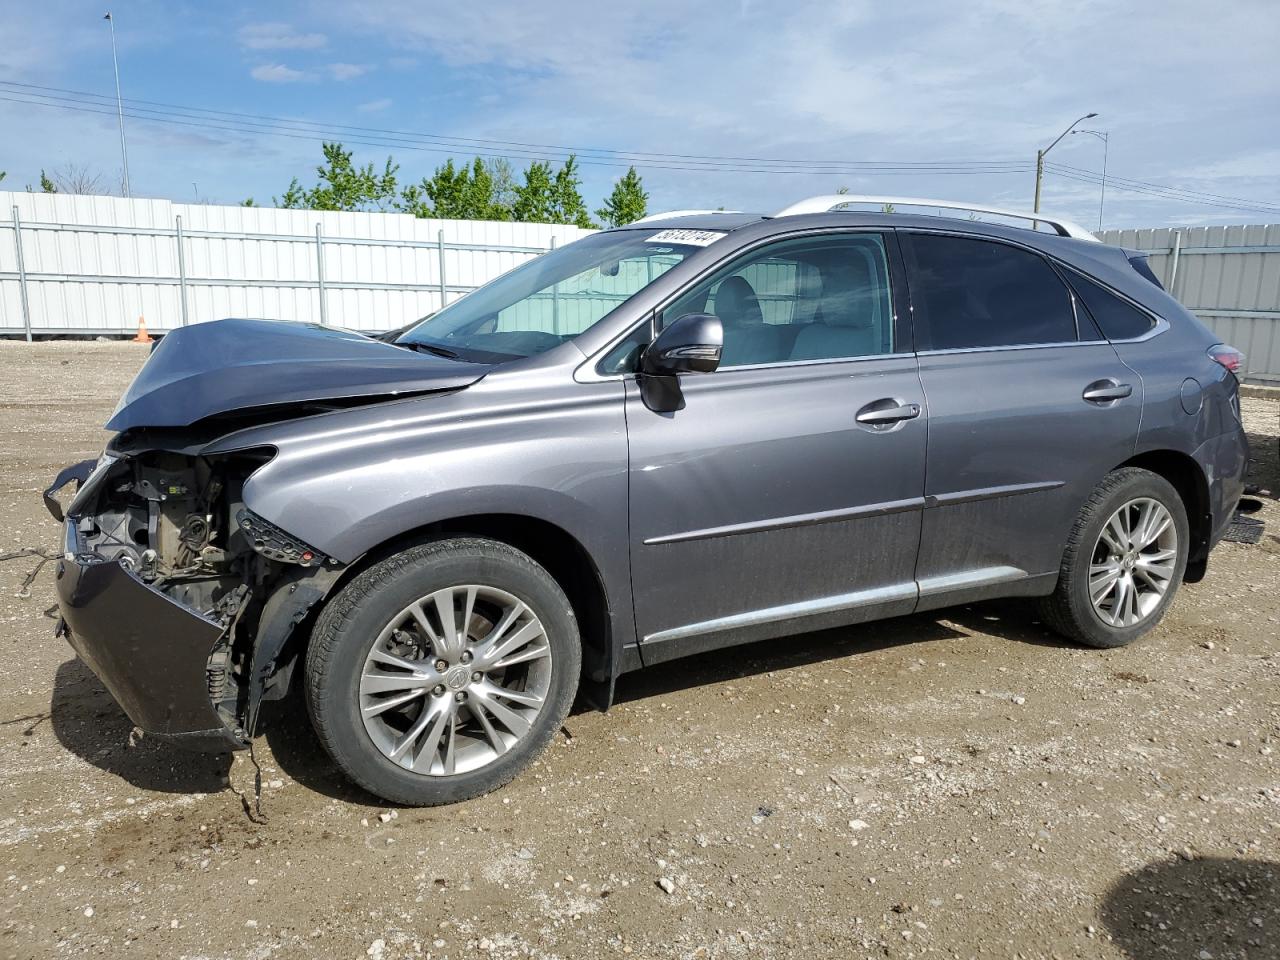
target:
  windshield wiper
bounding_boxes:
[401,341,463,360]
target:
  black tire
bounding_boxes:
[304,537,580,805]
[1039,467,1189,649]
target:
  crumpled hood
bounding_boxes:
[106,318,488,432]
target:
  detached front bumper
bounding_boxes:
[54,520,245,752]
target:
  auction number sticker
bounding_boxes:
[645,229,726,247]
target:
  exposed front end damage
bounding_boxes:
[47,446,342,751]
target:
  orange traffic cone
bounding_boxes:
[132,316,153,344]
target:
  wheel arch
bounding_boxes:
[1116,449,1212,581]
[257,512,620,723]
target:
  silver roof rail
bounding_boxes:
[771,194,1099,242]
[632,209,741,224]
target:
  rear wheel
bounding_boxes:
[1039,468,1189,648]
[304,538,580,805]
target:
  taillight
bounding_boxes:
[1208,344,1244,375]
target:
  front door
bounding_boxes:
[625,231,927,664]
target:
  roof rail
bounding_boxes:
[771,195,1099,242]
[632,209,741,224]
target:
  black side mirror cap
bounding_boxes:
[640,313,723,376]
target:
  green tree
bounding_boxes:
[596,166,648,226]
[512,160,556,223]
[40,170,56,193]
[0,171,6,184]
[513,156,596,227]
[276,142,399,212]
[550,155,596,228]
[398,157,511,220]
[486,158,517,211]
[241,198,257,207]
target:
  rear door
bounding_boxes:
[626,231,927,662]
[899,231,1142,609]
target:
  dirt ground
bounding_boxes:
[0,341,1277,960]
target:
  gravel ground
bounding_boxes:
[0,341,1277,960]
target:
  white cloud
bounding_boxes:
[358,98,393,113]
[238,22,326,51]
[250,63,309,83]
[327,62,370,81]
[325,0,1280,226]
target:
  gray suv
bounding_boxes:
[46,196,1248,805]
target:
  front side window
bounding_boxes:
[905,234,1078,350]
[398,230,709,361]
[660,233,894,368]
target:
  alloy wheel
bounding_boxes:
[358,584,552,776]
[1089,497,1179,628]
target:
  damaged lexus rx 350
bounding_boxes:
[47,198,1249,805]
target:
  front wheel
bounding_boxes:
[304,538,580,805]
[1039,467,1189,649]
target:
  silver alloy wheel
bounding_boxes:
[1089,497,1179,628]
[358,584,552,776]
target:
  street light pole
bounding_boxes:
[1074,129,1110,231]
[1033,112,1097,213]
[103,11,131,197]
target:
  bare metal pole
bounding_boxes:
[315,224,327,325]
[1074,129,1110,231]
[175,215,189,326]
[11,206,32,342]
[104,12,131,197]
[437,230,447,310]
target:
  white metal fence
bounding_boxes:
[5,193,1277,387]
[0,192,594,338]
[1098,224,1280,385]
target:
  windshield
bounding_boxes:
[397,229,712,360]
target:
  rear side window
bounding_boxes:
[1067,271,1157,340]
[905,234,1077,350]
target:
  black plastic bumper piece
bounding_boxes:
[55,534,245,752]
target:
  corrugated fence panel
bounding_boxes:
[1099,222,1280,385]
[0,191,594,336]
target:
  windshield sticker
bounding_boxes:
[645,229,726,247]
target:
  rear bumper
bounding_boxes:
[54,521,245,752]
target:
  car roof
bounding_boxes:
[611,209,1100,247]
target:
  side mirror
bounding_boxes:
[641,313,723,376]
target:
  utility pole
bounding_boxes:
[1033,112,1097,213]
[104,11,131,197]
[1074,129,1110,231]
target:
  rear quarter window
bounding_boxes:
[1067,271,1157,341]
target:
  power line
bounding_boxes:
[4,79,1277,216]
[1045,160,1280,213]
[0,79,1030,174]
[1045,164,1280,216]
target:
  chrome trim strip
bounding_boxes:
[644,496,925,545]
[917,565,1027,597]
[918,340,1099,357]
[924,480,1064,508]
[644,582,918,646]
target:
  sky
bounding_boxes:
[1,0,1278,228]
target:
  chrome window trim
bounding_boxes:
[1059,265,1167,344]
[901,225,1169,349]
[575,225,900,383]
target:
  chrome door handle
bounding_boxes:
[1082,379,1133,403]
[856,400,921,425]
